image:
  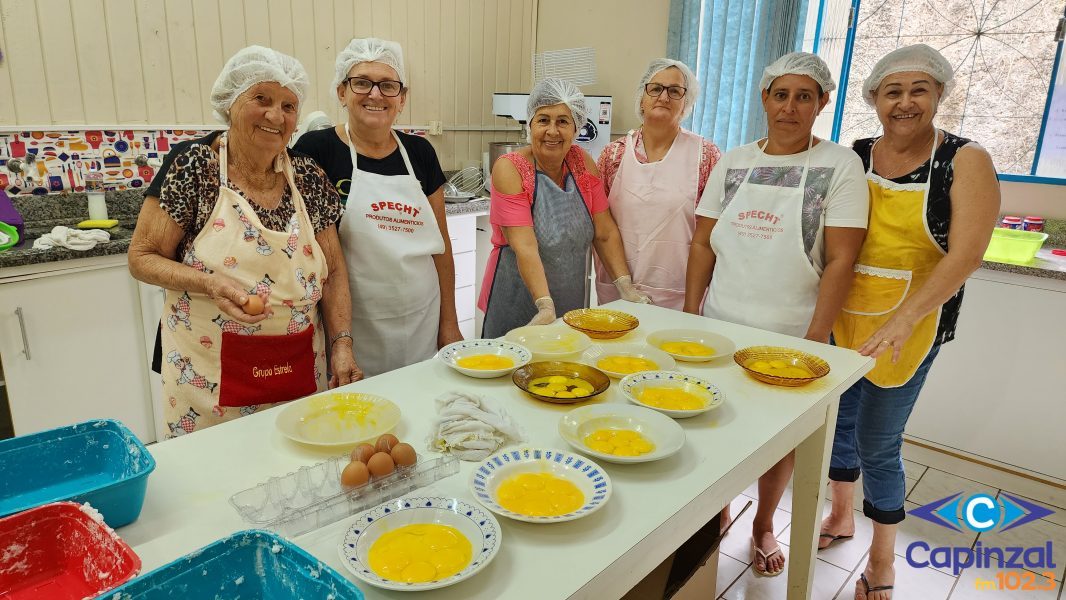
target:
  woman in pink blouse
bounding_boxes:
[479,78,650,337]
[595,58,722,310]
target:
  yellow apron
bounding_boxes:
[833,132,945,388]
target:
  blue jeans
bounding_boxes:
[828,345,941,525]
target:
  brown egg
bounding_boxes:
[390,443,417,467]
[340,460,370,488]
[375,433,399,453]
[367,452,395,478]
[350,443,375,464]
[244,295,265,315]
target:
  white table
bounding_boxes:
[118,302,872,599]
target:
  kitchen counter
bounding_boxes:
[978,218,1066,281]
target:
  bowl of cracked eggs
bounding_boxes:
[511,361,610,404]
[733,346,830,386]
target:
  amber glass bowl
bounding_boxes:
[562,309,639,340]
[512,361,611,404]
[733,346,830,387]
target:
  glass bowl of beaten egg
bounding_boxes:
[619,371,725,418]
[338,496,502,591]
[439,339,533,378]
[505,324,592,361]
[469,448,612,523]
[646,329,736,362]
[563,308,640,339]
[558,403,685,464]
[511,361,610,403]
[733,346,830,386]
[579,343,676,378]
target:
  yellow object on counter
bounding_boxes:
[456,354,514,370]
[747,359,812,379]
[638,387,706,411]
[660,341,714,356]
[76,219,120,229]
[496,472,584,516]
[367,523,472,583]
[528,375,594,399]
[584,428,655,456]
[596,355,658,374]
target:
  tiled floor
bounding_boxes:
[675,451,1066,599]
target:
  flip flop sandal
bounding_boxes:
[751,538,785,576]
[818,533,854,550]
[859,573,893,598]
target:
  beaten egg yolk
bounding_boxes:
[528,375,594,399]
[638,387,706,411]
[496,472,584,516]
[660,341,714,356]
[456,354,514,370]
[747,359,812,379]
[596,355,658,374]
[367,523,472,584]
[584,428,655,456]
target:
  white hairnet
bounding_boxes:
[759,52,836,94]
[210,45,309,124]
[333,37,406,90]
[862,44,954,106]
[527,78,588,130]
[636,58,699,121]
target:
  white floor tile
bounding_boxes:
[908,468,996,506]
[842,562,957,600]
[715,553,749,599]
[950,556,1063,599]
[896,501,979,576]
[719,496,791,565]
[979,514,1066,583]
[903,458,927,481]
[721,547,849,600]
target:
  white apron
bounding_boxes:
[339,125,445,377]
[703,138,820,337]
[594,128,702,310]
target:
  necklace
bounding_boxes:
[877,130,938,179]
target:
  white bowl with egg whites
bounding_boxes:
[645,328,736,362]
[469,448,612,524]
[558,403,685,464]
[438,339,532,378]
[339,496,501,592]
[579,342,676,378]
[504,324,592,361]
[619,371,725,419]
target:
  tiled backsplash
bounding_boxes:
[0,129,217,196]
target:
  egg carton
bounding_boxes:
[228,452,460,538]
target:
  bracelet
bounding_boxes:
[330,330,353,348]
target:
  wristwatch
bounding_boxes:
[329,329,353,348]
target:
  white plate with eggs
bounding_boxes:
[619,371,724,418]
[558,403,685,464]
[275,392,401,447]
[579,343,676,378]
[438,339,532,378]
[645,329,736,362]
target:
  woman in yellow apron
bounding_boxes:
[819,45,1000,600]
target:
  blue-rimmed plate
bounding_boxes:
[439,339,532,378]
[619,371,725,418]
[338,496,502,592]
[469,448,612,523]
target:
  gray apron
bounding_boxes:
[482,161,596,338]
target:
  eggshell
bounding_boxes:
[375,433,399,453]
[340,460,370,488]
[390,443,417,467]
[351,443,375,464]
[244,295,265,315]
[367,452,395,477]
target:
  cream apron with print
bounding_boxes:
[703,139,820,337]
[833,133,943,388]
[339,125,445,378]
[594,129,702,310]
[160,135,328,437]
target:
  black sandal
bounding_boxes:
[859,573,893,597]
[818,533,853,550]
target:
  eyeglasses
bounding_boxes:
[344,77,404,97]
[644,83,687,100]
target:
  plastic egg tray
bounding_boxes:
[229,452,460,537]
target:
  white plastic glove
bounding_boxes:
[614,275,652,304]
[528,296,557,325]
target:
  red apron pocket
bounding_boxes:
[219,324,317,407]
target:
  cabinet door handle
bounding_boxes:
[15,306,31,360]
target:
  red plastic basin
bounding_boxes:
[0,501,140,599]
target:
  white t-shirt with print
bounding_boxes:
[695,139,869,276]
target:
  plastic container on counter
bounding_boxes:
[982,227,1049,263]
[105,529,365,599]
[229,452,460,538]
[0,501,141,599]
[1022,216,1045,233]
[1000,215,1023,229]
[0,419,155,528]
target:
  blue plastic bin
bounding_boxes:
[107,529,366,599]
[0,419,155,528]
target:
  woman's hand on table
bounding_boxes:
[528,296,557,325]
[614,275,653,304]
[208,274,272,323]
[437,322,464,349]
[329,341,363,387]
[858,313,917,362]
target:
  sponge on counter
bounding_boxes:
[77,219,120,229]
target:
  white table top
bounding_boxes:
[118,302,873,599]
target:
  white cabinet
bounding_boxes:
[0,258,155,442]
[447,213,479,339]
[906,269,1066,481]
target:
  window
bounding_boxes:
[812,0,1066,181]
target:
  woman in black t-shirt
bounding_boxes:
[293,37,461,378]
